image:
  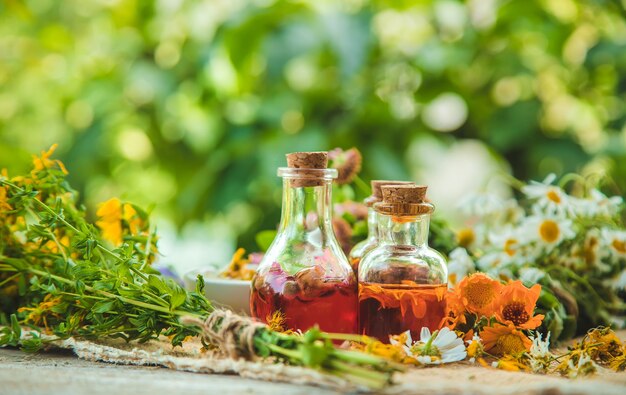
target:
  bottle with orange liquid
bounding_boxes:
[349,180,413,274]
[358,185,447,343]
[250,152,357,334]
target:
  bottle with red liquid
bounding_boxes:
[349,180,413,274]
[358,185,447,343]
[250,151,357,334]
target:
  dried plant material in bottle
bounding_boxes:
[358,185,448,343]
[359,282,447,343]
[250,151,358,334]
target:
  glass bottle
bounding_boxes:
[349,180,413,273]
[250,151,357,334]
[358,185,447,343]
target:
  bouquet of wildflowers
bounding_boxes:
[447,174,626,340]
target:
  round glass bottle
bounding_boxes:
[358,185,447,343]
[349,180,413,273]
[250,152,357,334]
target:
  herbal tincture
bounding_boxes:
[358,185,448,343]
[250,152,357,334]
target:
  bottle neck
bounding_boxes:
[377,212,430,248]
[366,207,378,240]
[278,179,334,235]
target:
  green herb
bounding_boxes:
[0,146,401,388]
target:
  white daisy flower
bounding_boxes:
[476,226,536,275]
[609,270,626,291]
[447,247,475,288]
[390,328,466,365]
[522,174,573,217]
[521,214,576,249]
[458,193,507,218]
[575,189,623,218]
[600,228,626,259]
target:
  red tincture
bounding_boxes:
[251,263,357,333]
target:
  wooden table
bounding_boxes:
[0,348,338,395]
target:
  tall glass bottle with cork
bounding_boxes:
[349,180,413,273]
[358,185,447,343]
[250,152,357,334]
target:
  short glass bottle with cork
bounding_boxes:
[358,184,448,343]
[348,180,413,274]
[250,151,358,334]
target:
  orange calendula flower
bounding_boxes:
[493,280,544,329]
[441,290,466,330]
[456,273,502,317]
[32,144,68,175]
[481,324,532,356]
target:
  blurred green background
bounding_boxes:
[1,0,625,271]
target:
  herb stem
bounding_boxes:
[0,273,21,288]
[25,267,200,318]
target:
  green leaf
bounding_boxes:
[91,299,116,314]
[169,284,187,310]
[10,314,21,340]
[195,274,205,294]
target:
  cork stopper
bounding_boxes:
[284,151,330,187]
[375,185,433,215]
[382,185,427,204]
[286,152,328,169]
[365,180,414,207]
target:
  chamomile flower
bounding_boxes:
[458,193,507,218]
[522,174,572,217]
[447,247,475,288]
[522,215,575,249]
[609,270,626,291]
[576,189,624,218]
[600,228,626,259]
[466,334,484,363]
[390,328,466,365]
[476,227,532,274]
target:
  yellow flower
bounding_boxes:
[492,355,530,372]
[480,324,532,356]
[31,144,68,176]
[586,327,622,362]
[266,310,292,333]
[96,198,123,245]
[466,336,484,360]
[17,294,63,331]
[457,228,476,248]
[96,198,145,245]
[0,185,12,212]
[609,345,626,372]
[355,335,420,365]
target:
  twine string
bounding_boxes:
[182,309,265,360]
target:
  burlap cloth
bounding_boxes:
[28,330,626,394]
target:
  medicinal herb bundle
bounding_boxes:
[0,146,399,389]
